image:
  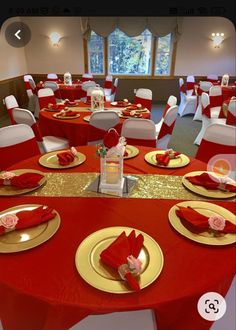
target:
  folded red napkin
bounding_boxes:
[100,230,144,291]
[63,110,78,117]
[64,100,78,106]
[116,100,130,107]
[57,147,78,166]
[0,172,44,189]
[48,104,65,111]
[186,173,236,192]
[176,206,236,235]
[156,150,181,166]
[0,205,56,236]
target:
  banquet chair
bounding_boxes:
[194,93,226,145]
[81,73,94,82]
[206,74,219,83]
[103,75,113,98]
[193,81,213,121]
[195,123,236,170]
[186,75,196,96]
[0,124,40,170]
[178,78,197,117]
[69,310,156,330]
[3,95,19,124]
[134,88,152,111]
[44,81,62,101]
[221,73,229,87]
[12,108,69,154]
[105,78,119,102]
[23,74,38,114]
[226,99,236,126]
[38,88,57,110]
[209,85,223,118]
[88,110,120,145]
[156,105,178,149]
[47,73,59,81]
[121,118,156,147]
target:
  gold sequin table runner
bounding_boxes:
[31,173,235,201]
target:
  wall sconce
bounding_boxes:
[49,32,61,46]
[211,33,224,48]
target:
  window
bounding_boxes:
[155,34,172,75]
[88,31,104,74]
[108,29,152,75]
[87,30,174,77]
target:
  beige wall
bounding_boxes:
[175,17,236,76]
[0,17,28,80]
[22,17,84,74]
[0,17,235,80]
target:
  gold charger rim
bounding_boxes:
[182,171,236,199]
[168,201,236,246]
[38,150,86,169]
[52,113,80,120]
[124,145,139,159]
[75,226,164,293]
[144,150,190,168]
[83,115,91,122]
[0,204,60,253]
[0,169,46,196]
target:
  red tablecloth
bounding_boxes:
[37,82,86,101]
[0,146,235,330]
[39,102,151,146]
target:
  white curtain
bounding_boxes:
[80,17,183,40]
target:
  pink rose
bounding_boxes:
[1,171,16,180]
[0,214,19,229]
[208,215,226,231]
[127,255,142,275]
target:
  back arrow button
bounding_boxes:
[15,30,21,40]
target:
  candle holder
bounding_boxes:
[91,87,105,111]
[64,72,72,86]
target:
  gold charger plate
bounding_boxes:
[124,145,139,159]
[0,169,46,196]
[83,115,91,122]
[144,150,190,168]
[168,201,236,246]
[75,226,164,293]
[39,150,86,169]
[53,113,80,120]
[0,204,60,253]
[182,171,236,199]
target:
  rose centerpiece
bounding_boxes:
[97,128,126,196]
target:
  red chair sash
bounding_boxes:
[125,137,156,148]
[196,138,236,164]
[38,95,56,109]
[197,88,204,96]
[180,84,186,93]
[210,95,223,107]
[111,85,117,95]
[202,104,211,118]
[104,81,113,89]
[157,121,175,140]
[47,78,58,82]
[134,96,152,111]
[31,123,43,142]
[81,77,94,82]
[226,111,236,125]
[24,81,31,90]
[7,108,17,124]
[186,82,195,90]
[162,104,171,118]
[0,138,40,170]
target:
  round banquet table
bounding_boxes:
[0,145,235,330]
[38,102,151,146]
[37,82,86,101]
